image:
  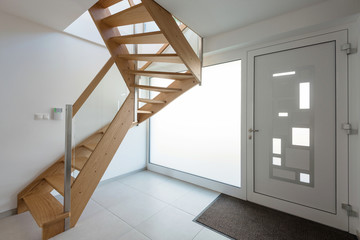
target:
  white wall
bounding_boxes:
[204,0,360,55]
[202,0,360,234]
[0,10,146,214]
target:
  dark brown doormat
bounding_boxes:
[195,194,357,240]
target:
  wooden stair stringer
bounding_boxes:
[70,94,134,227]
[138,78,198,123]
[141,0,201,82]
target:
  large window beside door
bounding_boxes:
[149,60,241,187]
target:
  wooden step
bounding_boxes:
[82,133,103,151]
[129,70,193,80]
[134,85,182,93]
[23,192,69,227]
[118,54,182,63]
[102,4,153,27]
[138,110,153,114]
[72,147,92,171]
[45,174,75,196]
[138,98,166,104]
[111,31,168,44]
[97,124,110,134]
[99,0,124,8]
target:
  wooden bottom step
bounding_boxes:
[23,192,67,227]
[23,192,69,239]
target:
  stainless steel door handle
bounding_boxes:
[249,128,259,133]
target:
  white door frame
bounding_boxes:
[246,30,349,230]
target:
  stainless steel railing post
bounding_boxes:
[64,104,72,230]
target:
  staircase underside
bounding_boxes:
[17,0,201,239]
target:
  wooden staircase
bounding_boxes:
[16,0,201,239]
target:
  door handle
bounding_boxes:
[249,128,259,133]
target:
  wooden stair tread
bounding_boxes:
[97,124,110,134]
[45,174,75,196]
[99,0,124,8]
[73,147,92,170]
[129,70,193,80]
[82,133,103,151]
[118,54,182,63]
[23,192,65,227]
[138,98,166,104]
[102,4,153,27]
[111,31,168,44]
[138,110,153,114]
[134,85,182,93]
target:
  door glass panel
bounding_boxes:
[254,42,336,213]
[292,127,310,147]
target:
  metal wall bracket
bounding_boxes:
[342,123,358,135]
[342,203,358,217]
[341,43,357,55]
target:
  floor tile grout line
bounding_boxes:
[90,197,157,240]
[116,178,191,205]
[95,172,220,227]
[91,185,173,239]
[117,180,211,221]
[192,227,204,240]
[92,172,223,239]
[89,197,136,238]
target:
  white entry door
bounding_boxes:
[247,31,349,230]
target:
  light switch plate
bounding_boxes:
[43,114,50,120]
[34,113,43,120]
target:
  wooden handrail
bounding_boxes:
[140,24,187,71]
[72,57,115,117]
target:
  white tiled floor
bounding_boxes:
[0,171,230,240]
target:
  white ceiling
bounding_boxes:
[0,0,329,36]
[0,0,97,31]
[155,0,329,37]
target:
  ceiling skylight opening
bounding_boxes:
[273,71,296,77]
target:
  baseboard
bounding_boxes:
[0,208,17,220]
[98,167,146,187]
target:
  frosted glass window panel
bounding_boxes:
[300,82,310,109]
[273,138,281,154]
[273,157,282,166]
[300,173,311,183]
[150,61,241,187]
[272,71,296,77]
[292,128,310,147]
